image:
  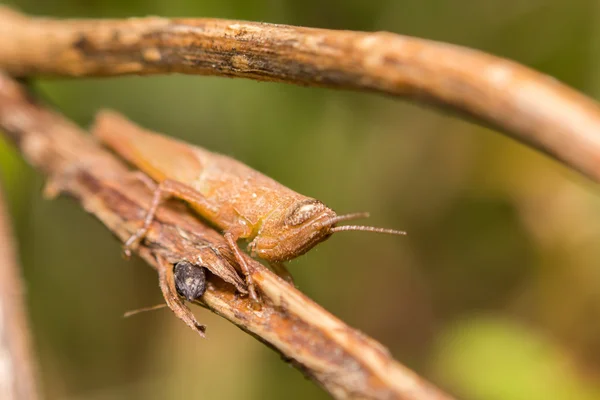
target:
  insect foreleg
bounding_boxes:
[224,231,259,303]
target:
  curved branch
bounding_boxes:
[1,7,600,182]
[0,73,452,399]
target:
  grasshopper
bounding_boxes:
[93,111,406,302]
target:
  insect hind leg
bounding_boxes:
[123,170,158,191]
[123,179,213,257]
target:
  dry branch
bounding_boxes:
[0,183,40,399]
[2,7,600,183]
[0,72,452,399]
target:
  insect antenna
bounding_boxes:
[317,212,370,228]
[318,212,406,235]
[123,304,167,318]
[330,225,407,235]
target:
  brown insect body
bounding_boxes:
[93,111,337,262]
[93,111,405,301]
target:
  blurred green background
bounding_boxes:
[1,0,600,399]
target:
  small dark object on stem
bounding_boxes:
[174,261,207,301]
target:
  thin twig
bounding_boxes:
[0,182,40,399]
[1,7,600,183]
[0,72,452,399]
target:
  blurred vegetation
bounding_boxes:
[1,0,600,399]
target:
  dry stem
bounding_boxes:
[1,7,600,182]
[0,72,452,399]
[0,183,40,399]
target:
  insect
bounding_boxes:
[123,261,208,334]
[173,261,207,301]
[93,111,406,302]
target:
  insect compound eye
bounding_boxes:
[285,199,327,226]
[173,261,207,301]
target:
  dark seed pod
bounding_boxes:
[173,261,207,301]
